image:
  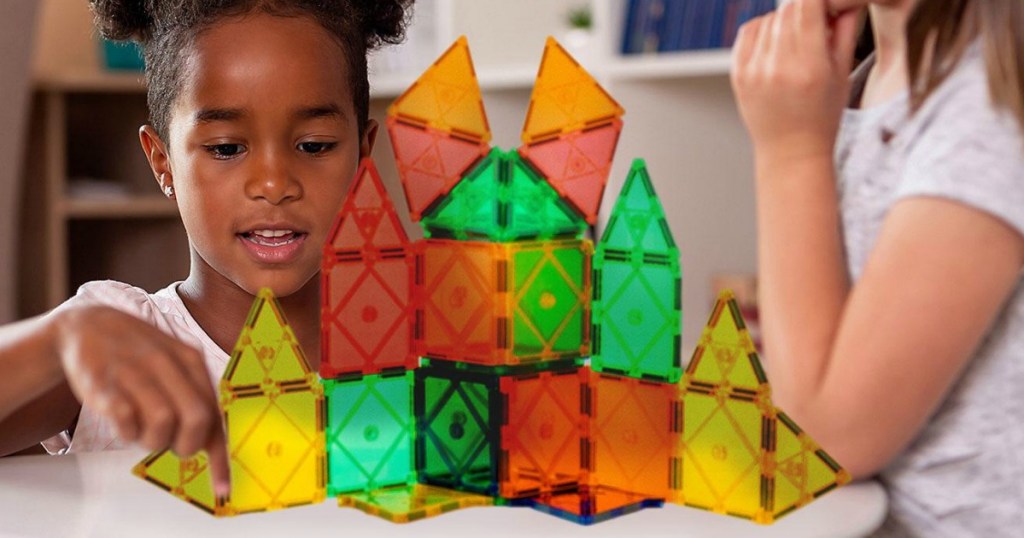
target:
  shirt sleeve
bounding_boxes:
[895,55,1024,238]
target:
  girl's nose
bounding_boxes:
[244,150,302,204]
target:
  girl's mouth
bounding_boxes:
[238,229,309,263]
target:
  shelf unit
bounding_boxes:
[24,0,761,352]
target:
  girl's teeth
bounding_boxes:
[253,229,293,238]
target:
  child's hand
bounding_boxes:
[731,0,862,166]
[53,305,230,496]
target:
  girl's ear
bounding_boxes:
[139,125,174,196]
[360,119,379,159]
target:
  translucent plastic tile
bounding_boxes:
[599,159,678,258]
[388,36,491,143]
[421,148,586,241]
[525,487,663,525]
[588,371,678,499]
[678,390,766,521]
[415,365,502,495]
[415,239,591,366]
[499,368,588,498]
[325,157,409,255]
[510,240,592,359]
[768,411,849,520]
[592,256,681,382]
[387,118,489,221]
[519,119,622,225]
[325,373,414,496]
[338,484,493,523]
[685,293,767,395]
[321,256,416,378]
[133,451,220,515]
[522,37,624,144]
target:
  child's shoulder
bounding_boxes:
[56,280,174,318]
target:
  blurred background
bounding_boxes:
[3,0,775,354]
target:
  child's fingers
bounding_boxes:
[95,389,139,442]
[732,16,763,70]
[753,12,777,62]
[141,344,218,456]
[204,416,232,498]
[774,0,801,56]
[115,367,177,451]
[797,0,829,35]
[830,8,863,74]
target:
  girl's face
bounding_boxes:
[148,13,375,298]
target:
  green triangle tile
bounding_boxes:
[599,159,677,255]
[421,149,585,241]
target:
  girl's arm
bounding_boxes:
[0,304,231,495]
[732,0,1024,478]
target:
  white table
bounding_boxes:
[0,450,887,537]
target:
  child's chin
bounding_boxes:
[241,270,317,299]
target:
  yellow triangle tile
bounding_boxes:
[522,37,623,144]
[388,36,491,142]
[223,289,313,389]
[770,412,850,519]
[686,291,767,392]
[133,450,220,515]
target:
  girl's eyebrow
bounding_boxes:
[194,107,245,124]
[295,103,346,123]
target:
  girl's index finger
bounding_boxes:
[205,414,232,499]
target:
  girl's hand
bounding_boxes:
[53,305,230,496]
[731,0,862,166]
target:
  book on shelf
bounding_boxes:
[622,0,776,55]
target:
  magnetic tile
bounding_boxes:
[133,450,220,515]
[499,368,588,498]
[321,255,416,378]
[768,411,850,520]
[684,291,767,396]
[415,366,503,495]
[388,36,491,143]
[522,37,624,144]
[592,255,681,383]
[588,371,678,499]
[325,373,414,495]
[525,487,663,525]
[599,159,677,258]
[677,390,767,521]
[421,148,586,242]
[387,118,489,221]
[519,120,622,224]
[326,157,409,255]
[338,484,493,523]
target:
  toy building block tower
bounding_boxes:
[134,35,848,527]
[135,289,326,516]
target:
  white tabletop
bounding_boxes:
[0,449,887,538]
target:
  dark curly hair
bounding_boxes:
[89,0,413,139]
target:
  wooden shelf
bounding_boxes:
[34,70,147,93]
[61,195,178,219]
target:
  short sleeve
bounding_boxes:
[895,53,1024,238]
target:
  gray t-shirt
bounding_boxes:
[836,44,1024,536]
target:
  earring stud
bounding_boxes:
[164,185,175,198]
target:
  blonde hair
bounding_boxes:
[907,0,1024,127]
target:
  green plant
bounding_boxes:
[567,5,592,30]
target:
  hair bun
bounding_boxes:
[357,0,413,49]
[90,0,153,42]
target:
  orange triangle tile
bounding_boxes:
[522,37,624,144]
[388,36,491,143]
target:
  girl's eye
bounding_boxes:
[298,141,338,154]
[204,144,245,159]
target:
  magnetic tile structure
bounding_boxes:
[137,34,848,528]
[674,291,851,523]
[321,158,416,379]
[135,289,326,516]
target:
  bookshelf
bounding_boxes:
[23,0,766,352]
